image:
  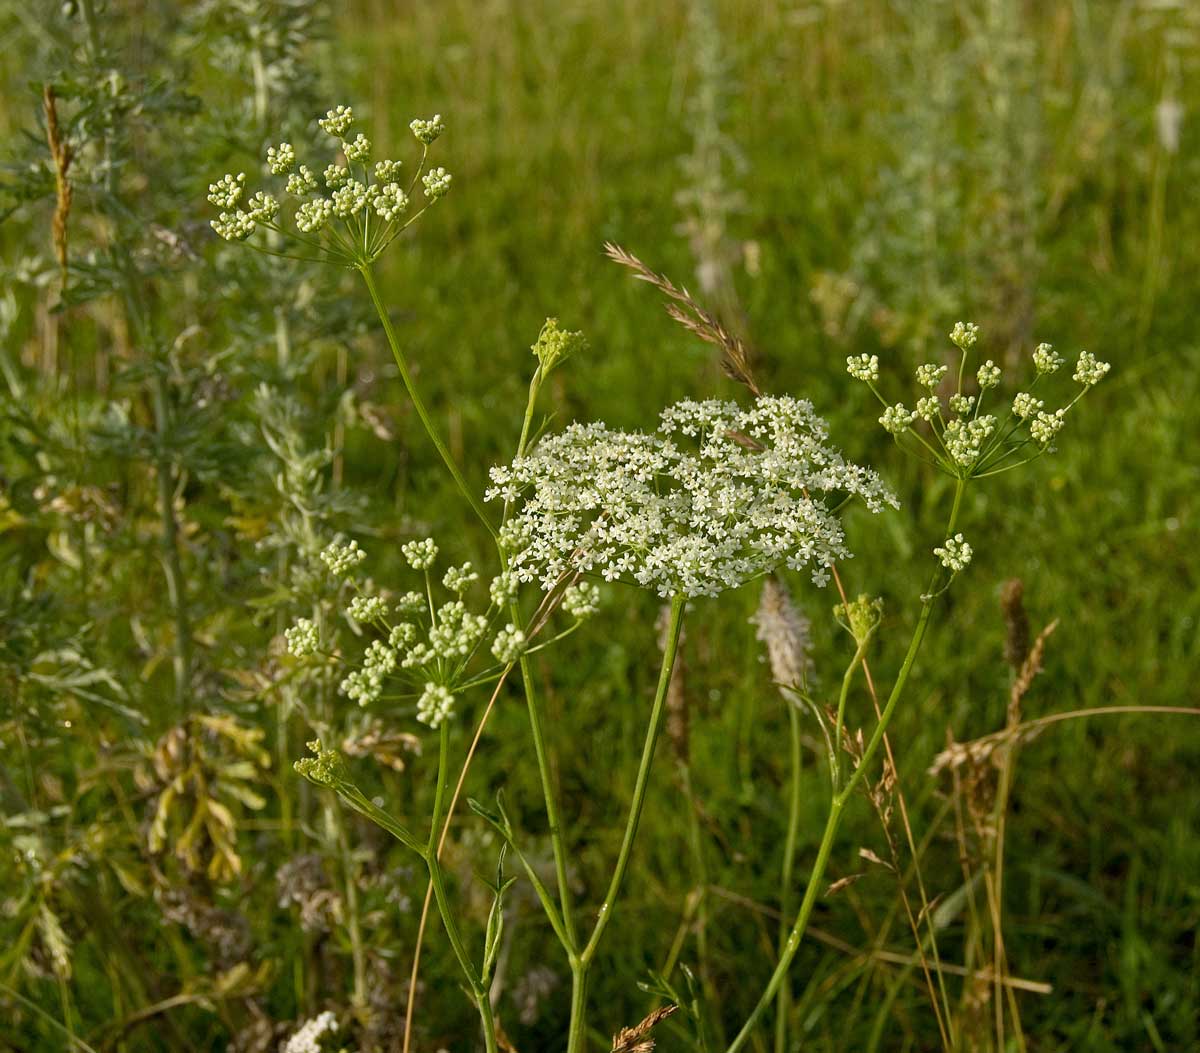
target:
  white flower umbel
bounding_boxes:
[283,1011,338,1053]
[934,533,973,572]
[916,363,948,388]
[285,618,320,658]
[846,353,879,382]
[422,166,452,200]
[1012,392,1043,420]
[1073,350,1111,387]
[488,395,897,598]
[402,538,438,570]
[266,143,295,174]
[863,322,1109,479]
[206,104,451,266]
[442,563,479,593]
[880,403,916,434]
[1033,342,1063,374]
[410,114,446,144]
[347,594,388,623]
[417,683,455,728]
[562,581,601,618]
[491,624,527,664]
[320,538,366,577]
[949,320,979,350]
[976,360,1001,389]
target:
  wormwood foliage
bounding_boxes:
[0,3,1194,1053]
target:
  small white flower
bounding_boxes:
[1032,342,1062,374]
[879,403,916,434]
[210,209,256,241]
[348,594,388,623]
[915,395,940,421]
[318,104,355,138]
[402,538,438,570]
[1030,408,1066,446]
[320,538,366,576]
[374,159,403,182]
[422,167,452,200]
[267,143,296,174]
[341,666,384,706]
[395,591,425,615]
[489,571,519,607]
[207,172,245,209]
[417,683,455,728]
[363,639,397,676]
[324,163,349,188]
[562,581,601,618]
[915,363,948,388]
[295,198,332,233]
[1012,392,1043,420]
[342,133,371,162]
[286,165,318,196]
[491,624,527,664]
[389,622,418,649]
[943,420,980,465]
[934,533,972,572]
[245,191,279,222]
[410,114,445,145]
[976,360,1001,389]
[283,1010,339,1053]
[373,182,409,222]
[949,321,979,351]
[948,393,975,415]
[285,618,319,658]
[331,180,367,217]
[428,601,487,658]
[443,562,479,593]
[1072,350,1110,387]
[846,353,879,382]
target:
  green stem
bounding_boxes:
[568,594,686,1052]
[357,263,495,536]
[726,480,965,1053]
[151,372,192,718]
[506,368,579,949]
[775,698,803,1053]
[425,723,499,1052]
[518,658,579,950]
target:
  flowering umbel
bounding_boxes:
[487,395,897,598]
[846,323,1110,478]
[206,104,451,266]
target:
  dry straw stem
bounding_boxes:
[604,242,760,395]
[42,84,73,282]
[611,1004,678,1053]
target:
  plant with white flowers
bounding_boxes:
[207,104,450,268]
[846,322,1110,479]
[724,326,1112,1052]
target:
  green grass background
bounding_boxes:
[1,0,1198,1050]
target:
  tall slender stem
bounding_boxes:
[725,479,966,1053]
[567,594,686,1052]
[423,722,499,1053]
[357,263,495,535]
[151,372,192,718]
[774,698,803,1053]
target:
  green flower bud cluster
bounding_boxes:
[205,104,451,266]
[845,322,1110,477]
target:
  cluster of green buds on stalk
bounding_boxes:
[846,322,1110,483]
[206,105,451,267]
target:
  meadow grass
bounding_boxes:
[1,1,1198,1050]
